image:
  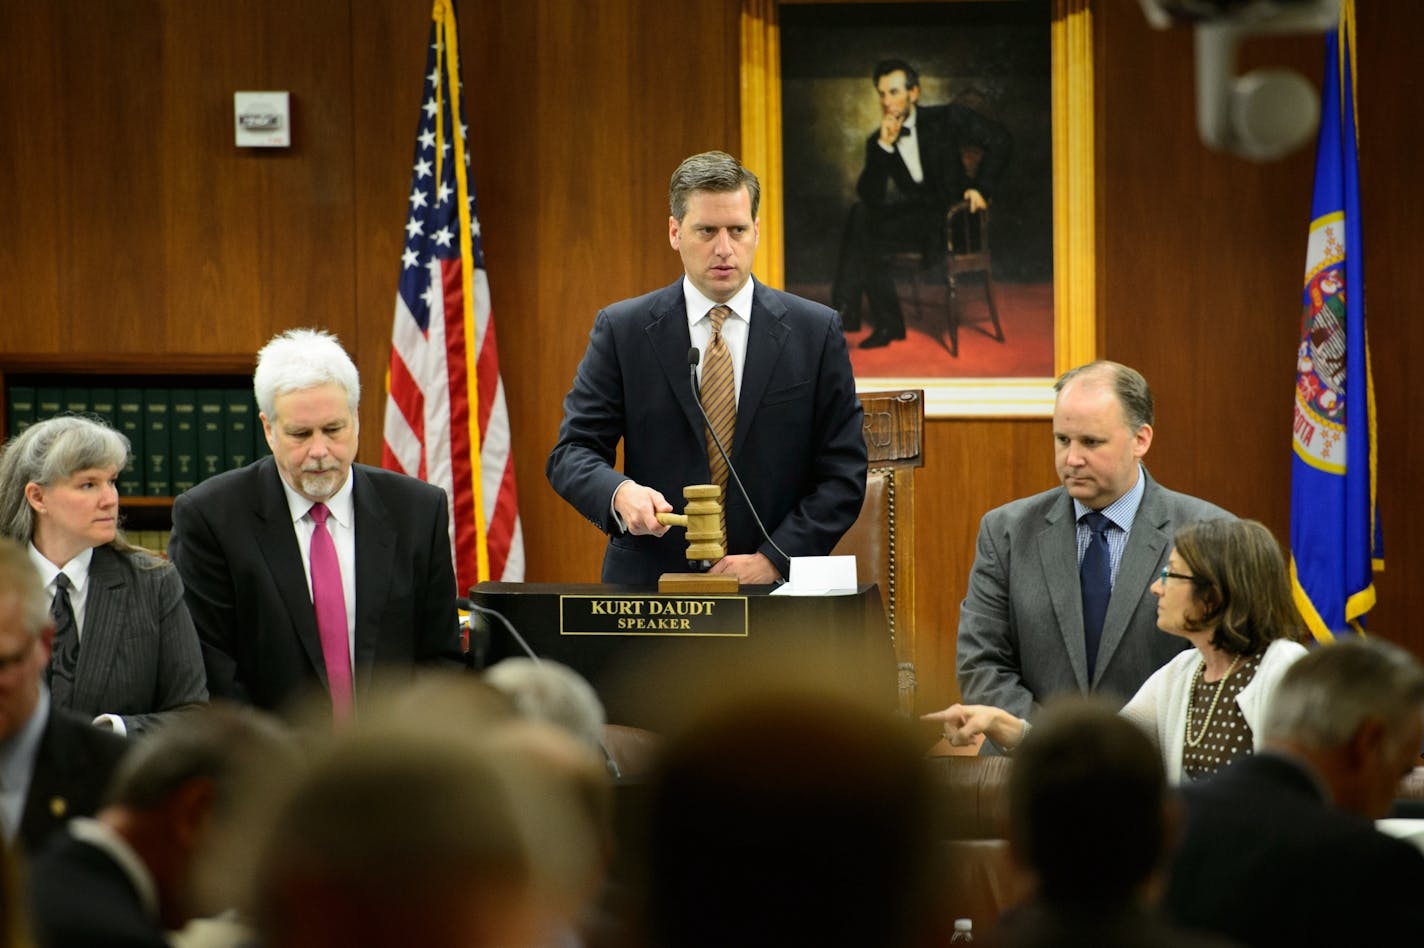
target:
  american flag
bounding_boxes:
[382,0,524,589]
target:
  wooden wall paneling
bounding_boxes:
[350,0,434,466]
[1096,7,1314,535]
[1353,2,1424,654]
[1094,2,1424,660]
[160,0,267,356]
[0,2,64,351]
[913,419,1056,714]
[480,1,650,586]
[244,1,359,358]
[444,0,742,584]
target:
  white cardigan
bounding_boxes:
[1119,638,1308,784]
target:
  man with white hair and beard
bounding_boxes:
[169,329,460,720]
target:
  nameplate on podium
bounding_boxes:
[560,594,749,637]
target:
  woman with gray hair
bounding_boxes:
[0,415,207,735]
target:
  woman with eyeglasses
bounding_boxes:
[927,518,1308,782]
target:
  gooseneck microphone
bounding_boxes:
[459,597,622,780]
[687,346,791,568]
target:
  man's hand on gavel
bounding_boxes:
[613,481,673,536]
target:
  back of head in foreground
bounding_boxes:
[245,720,601,948]
[1259,636,1424,819]
[1009,696,1168,908]
[642,686,934,948]
[483,656,607,754]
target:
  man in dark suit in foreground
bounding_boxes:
[547,151,866,586]
[28,704,292,948]
[0,538,127,857]
[995,696,1234,948]
[831,59,1011,348]
[1166,639,1424,946]
[169,329,460,719]
[956,361,1229,753]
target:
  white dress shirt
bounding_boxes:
[277,473,357,671]
[28,544,95,640]
[877,105,925,183]
[683,274,755,402]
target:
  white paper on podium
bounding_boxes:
[770,555,859,596]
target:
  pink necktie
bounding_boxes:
[308,503,354,718]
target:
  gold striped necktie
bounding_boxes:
[702,304,736,507]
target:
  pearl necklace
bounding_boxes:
[1185,654,1242,748]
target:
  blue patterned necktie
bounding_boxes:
[1079,511,1112,683]
[49,573,80,704]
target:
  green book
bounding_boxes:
[63,387,89,417]
[198,391,225,481]
[115,389,144,496]
[143,388,171,496]
[170,388,198,494]
[225,389,256,470]
[90,387,117,428]
[36,387,63,421]
[6,386,36,437]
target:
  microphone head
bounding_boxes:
[687,346,700,367]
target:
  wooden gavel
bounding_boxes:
[655,484,726,562]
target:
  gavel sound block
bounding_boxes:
[655,484,738,594]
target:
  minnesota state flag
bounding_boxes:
[1290,1,1381,642]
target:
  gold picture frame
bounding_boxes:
[741,0,1095,417]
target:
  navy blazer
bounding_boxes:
[1167,752,1424,946]
[18,706,129,857]
[55,544,208,735]
[30,832,170,948]
[547,278,867,585]
[168,458,460,715]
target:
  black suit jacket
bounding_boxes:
[1166,753,1424,946]
[29,832,169,948]
[18,707,129,857]
[546,278,867,584]
[856,102,1012,209]
[167,458,460,715]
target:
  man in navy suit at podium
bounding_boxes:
[547,151,866,586]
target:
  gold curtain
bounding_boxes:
[739,0,785,288]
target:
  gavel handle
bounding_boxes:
[656,512,688,527]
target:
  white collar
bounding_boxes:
[69,817,161,920]
[28,543,95,594]
[682,275,756,330]
[278,466,355,528]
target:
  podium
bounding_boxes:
[470,582,894,731]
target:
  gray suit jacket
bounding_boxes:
[956,470,1228,749]
[56,545,208,735]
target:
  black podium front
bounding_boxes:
[470,582,894,731]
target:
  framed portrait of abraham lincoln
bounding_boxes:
[744,0,1095,417]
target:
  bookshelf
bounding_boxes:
[1,355,262,534]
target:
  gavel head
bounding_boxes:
[677,484,725,562]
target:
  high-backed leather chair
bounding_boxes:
[832,389,924,714]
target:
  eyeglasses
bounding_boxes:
[1158,567,1197,584]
